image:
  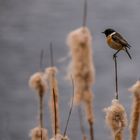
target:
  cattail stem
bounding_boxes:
[88,120,94,140]
[115,132,122,140]
[39,95,43,140]
[114,56,119,100]
[39,95,44,128]
[83,0,87,27]
[63,76,74,137]
[52,88,57,136]
[78,106,87,140]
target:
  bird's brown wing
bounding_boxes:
[112,32,131,48]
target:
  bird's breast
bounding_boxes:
[107,35,123,50]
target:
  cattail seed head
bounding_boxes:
[30,127,48,140]
[104,99,127,139]
[45,67,61,135]
[67,27,95,105]
[129,80,140,98]
[129,80,140,140]
[49,134,69,140]
[29,72,47,96]
[45,67,58,80]
[67,26,95,140]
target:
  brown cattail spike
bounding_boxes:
[129,80,140,140]
[45,67,60,135]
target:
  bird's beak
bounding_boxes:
[101,31,105,34]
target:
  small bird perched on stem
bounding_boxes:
[102,28,132,59]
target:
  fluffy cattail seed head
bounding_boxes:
[45,67,60,135]
[45,67,58,80]
[67,27,95,105]
[129,80,140,140]
[67,27,92,50]
[129,80,140,98]
[49,134,69,140]
[29,72,47,96]
[30,127,48,140]
[104,99,127,138]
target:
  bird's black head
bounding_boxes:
[102,28,116,37]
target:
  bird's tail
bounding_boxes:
[124,47,132,60]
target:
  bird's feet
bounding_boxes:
[113,53,117,60]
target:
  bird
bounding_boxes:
[102,28,132,59]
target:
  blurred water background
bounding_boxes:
[0,0,140,139]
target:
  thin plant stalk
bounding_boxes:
[53,88,57,136]
[114,55,119,100]
[63,76,74,137]
[40,95,43,140]
[83,0,87,27]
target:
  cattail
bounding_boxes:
[104,99,127,140]
[29,72,47,97]
[67,27,95,140]
[29,72,48,140]
[129,80,140,140]
[45,67,60,135]
[67,26,95,106]
[30,127,48,140]
[50,133,69,140]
